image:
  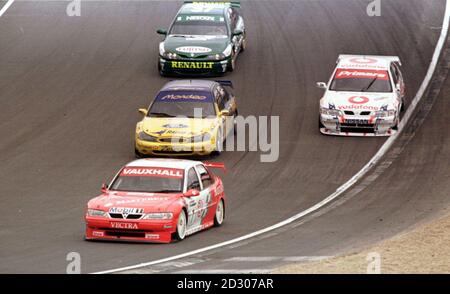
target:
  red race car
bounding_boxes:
[85,158,226,243]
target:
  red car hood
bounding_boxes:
[87,191,182,213]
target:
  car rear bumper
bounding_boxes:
[85,217,175,243]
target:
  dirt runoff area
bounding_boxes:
[274,212,450,274]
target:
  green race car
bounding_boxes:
[157,1,247,76]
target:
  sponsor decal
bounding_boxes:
[349,57,378,64]
[345,119,370,125]
[337,104,379,111]
[145,234,160,240]
[109,207,144,217]
[162,123,189,129]
[120,167,184,179]
[176,46,212,54]
[170,61,214,69]
[178,15,224,22]
[156,90,214,103]
[110,222,139,229]
[114,197,170,205]
[92,231,104,237]
[335,69,389,80]
[161,94,208,101]
[348,96,370,104]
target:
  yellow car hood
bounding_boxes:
[140,117,218,137]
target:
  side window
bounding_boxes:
[390,64,399,85]
[228,8,237,32]
[216,86,227,110]
[186,168,201,191]
[196,165,214,189]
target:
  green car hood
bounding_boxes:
[163,35,230,57]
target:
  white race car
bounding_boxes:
[317,54,405,136]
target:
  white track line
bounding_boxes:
[94,0,450,274]
[0,0,14,18]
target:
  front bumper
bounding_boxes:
[159,56,230,76]
[85,216,175,243]
[320,114,397,137]
[135,137,217,156]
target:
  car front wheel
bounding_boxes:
[174,210,187,241]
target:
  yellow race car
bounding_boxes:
[135,80,238,157]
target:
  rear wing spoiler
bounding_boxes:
[337,54,402,66]
[184,1,241,8]
[216,80,234,88]
[204,162,227,173]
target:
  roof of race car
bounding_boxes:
[180,2,238,15]
[126,158,202,170]
[160,80,216,92]
[336,54,400,70]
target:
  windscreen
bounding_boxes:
[110,167,184,193]
[148,90,216,118]
[330,69,392,93]
[170,15,228,36]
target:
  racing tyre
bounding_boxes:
[214,199,225,227]
[174,210,187,241]
[240,35,247,52]
[135,148,144,159]
[158,62,166,77]
[227,51,236,72]
[319,116,325,129]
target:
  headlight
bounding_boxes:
[222,44,232,57]
[159,42,165,56]
[138,132,158,142]
[207,45,233,60]
[320,108,342,116]
[160,43,178,60]
[143,212,173,220]
[87,209,107,217]
[375,110,396,117]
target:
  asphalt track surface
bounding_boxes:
[0,0,447,273]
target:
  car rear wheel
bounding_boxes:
[214,199,225,227]
[174,210,187,241]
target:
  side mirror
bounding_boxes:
[220,109,230,116]
[233,29,244,36]
[316,82,327,90]
[184,189,200,197]
[138,108,148,116]
[101,183,109,193]
[157,28,167,35]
